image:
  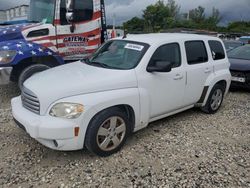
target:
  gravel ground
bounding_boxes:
[0,83,249,188]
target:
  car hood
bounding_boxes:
[229,58,250,71]
[24,61,138,114]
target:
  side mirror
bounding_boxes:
[66,0,74,23]
[66,12,74,22]
[147,61,172,73]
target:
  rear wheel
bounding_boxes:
[85,107,131,157]
[201,84,225,114]
[18,64,50,90]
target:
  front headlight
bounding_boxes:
[49,103,84,119]
[0,50,17,64]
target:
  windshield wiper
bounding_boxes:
[91,61,114,68]
[82,58,111,68]
[82,58,124,69]
[81,57,90,64]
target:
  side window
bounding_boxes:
[149,43,181,68]
[74,0,93,22]
[185,41,208,65]
[60,0,93,25]
[208,40,225,60]
[60,0,68,25]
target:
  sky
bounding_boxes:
[0,0,250,26]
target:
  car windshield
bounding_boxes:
[228,45,250,60]
[84,40,149,70]
[28,0,55,24]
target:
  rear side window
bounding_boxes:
[150,43,181,68]
[185,41,208,65]
[208,40,225,60]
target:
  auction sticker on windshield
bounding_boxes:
[125,43,144,51]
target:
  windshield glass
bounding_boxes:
[28,0,55,24]
[224,41,242,51]
[228,45,250,60]
[85,40,149,70]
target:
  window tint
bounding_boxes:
[60,0,68,25]
[209,40,225,60]
[60,0,93,25]
[149,43,181,68]
[185,41,208,65]
[74,0,93,22]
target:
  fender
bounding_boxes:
[0,39,64,66]
[201,69,231,106]
[47,87,141,131]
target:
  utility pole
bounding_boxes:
[111,13,116,38]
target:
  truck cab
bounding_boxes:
[0,0,107,88]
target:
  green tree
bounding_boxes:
[123,17,145,33]
[143,0,170,32]
[189,6,206,24]
[206,7,221,30]
[228,21,250,33]
[167,0,180,19]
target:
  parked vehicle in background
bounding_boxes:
[223,40,244,52]
[228,45,250,89]
[0,0,107,88]
[239,36,250,44]
[12,33,231,156]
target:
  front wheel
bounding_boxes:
[201,84,225,114]
[85,107,131,157]
[18,64,50,89]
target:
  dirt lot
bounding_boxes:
[0,83,249,188]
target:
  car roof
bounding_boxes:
[115,33,220,45]
[240,36,250,39]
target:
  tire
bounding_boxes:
[18,64,50,90]
[85,107,131,157]
[201,84,225,114]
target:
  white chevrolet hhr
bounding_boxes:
[12,34,231,156]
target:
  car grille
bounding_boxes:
[21,87,40,114]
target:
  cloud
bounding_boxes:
[105,0,158,25]
[105,0,250,25]
[0,0,249,25]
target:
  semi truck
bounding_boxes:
[0,0,107,88]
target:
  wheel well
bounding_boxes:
[215,80,227,91]
[92,105,136,133]
[116,105,136,132]
[10,56,61,82]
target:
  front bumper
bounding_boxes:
[11,97,84,151]
[231,81,250,89]
[230,70,250,89]
[0,67,12,85]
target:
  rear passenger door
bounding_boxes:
[208,40,227,74]
[183,40,214,106]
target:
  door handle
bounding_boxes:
[204,68,212,73]
[173,74,184,80]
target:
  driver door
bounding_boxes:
[137,43,186,118]
[56,0,101,60]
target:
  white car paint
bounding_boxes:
[11,33,231,151]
